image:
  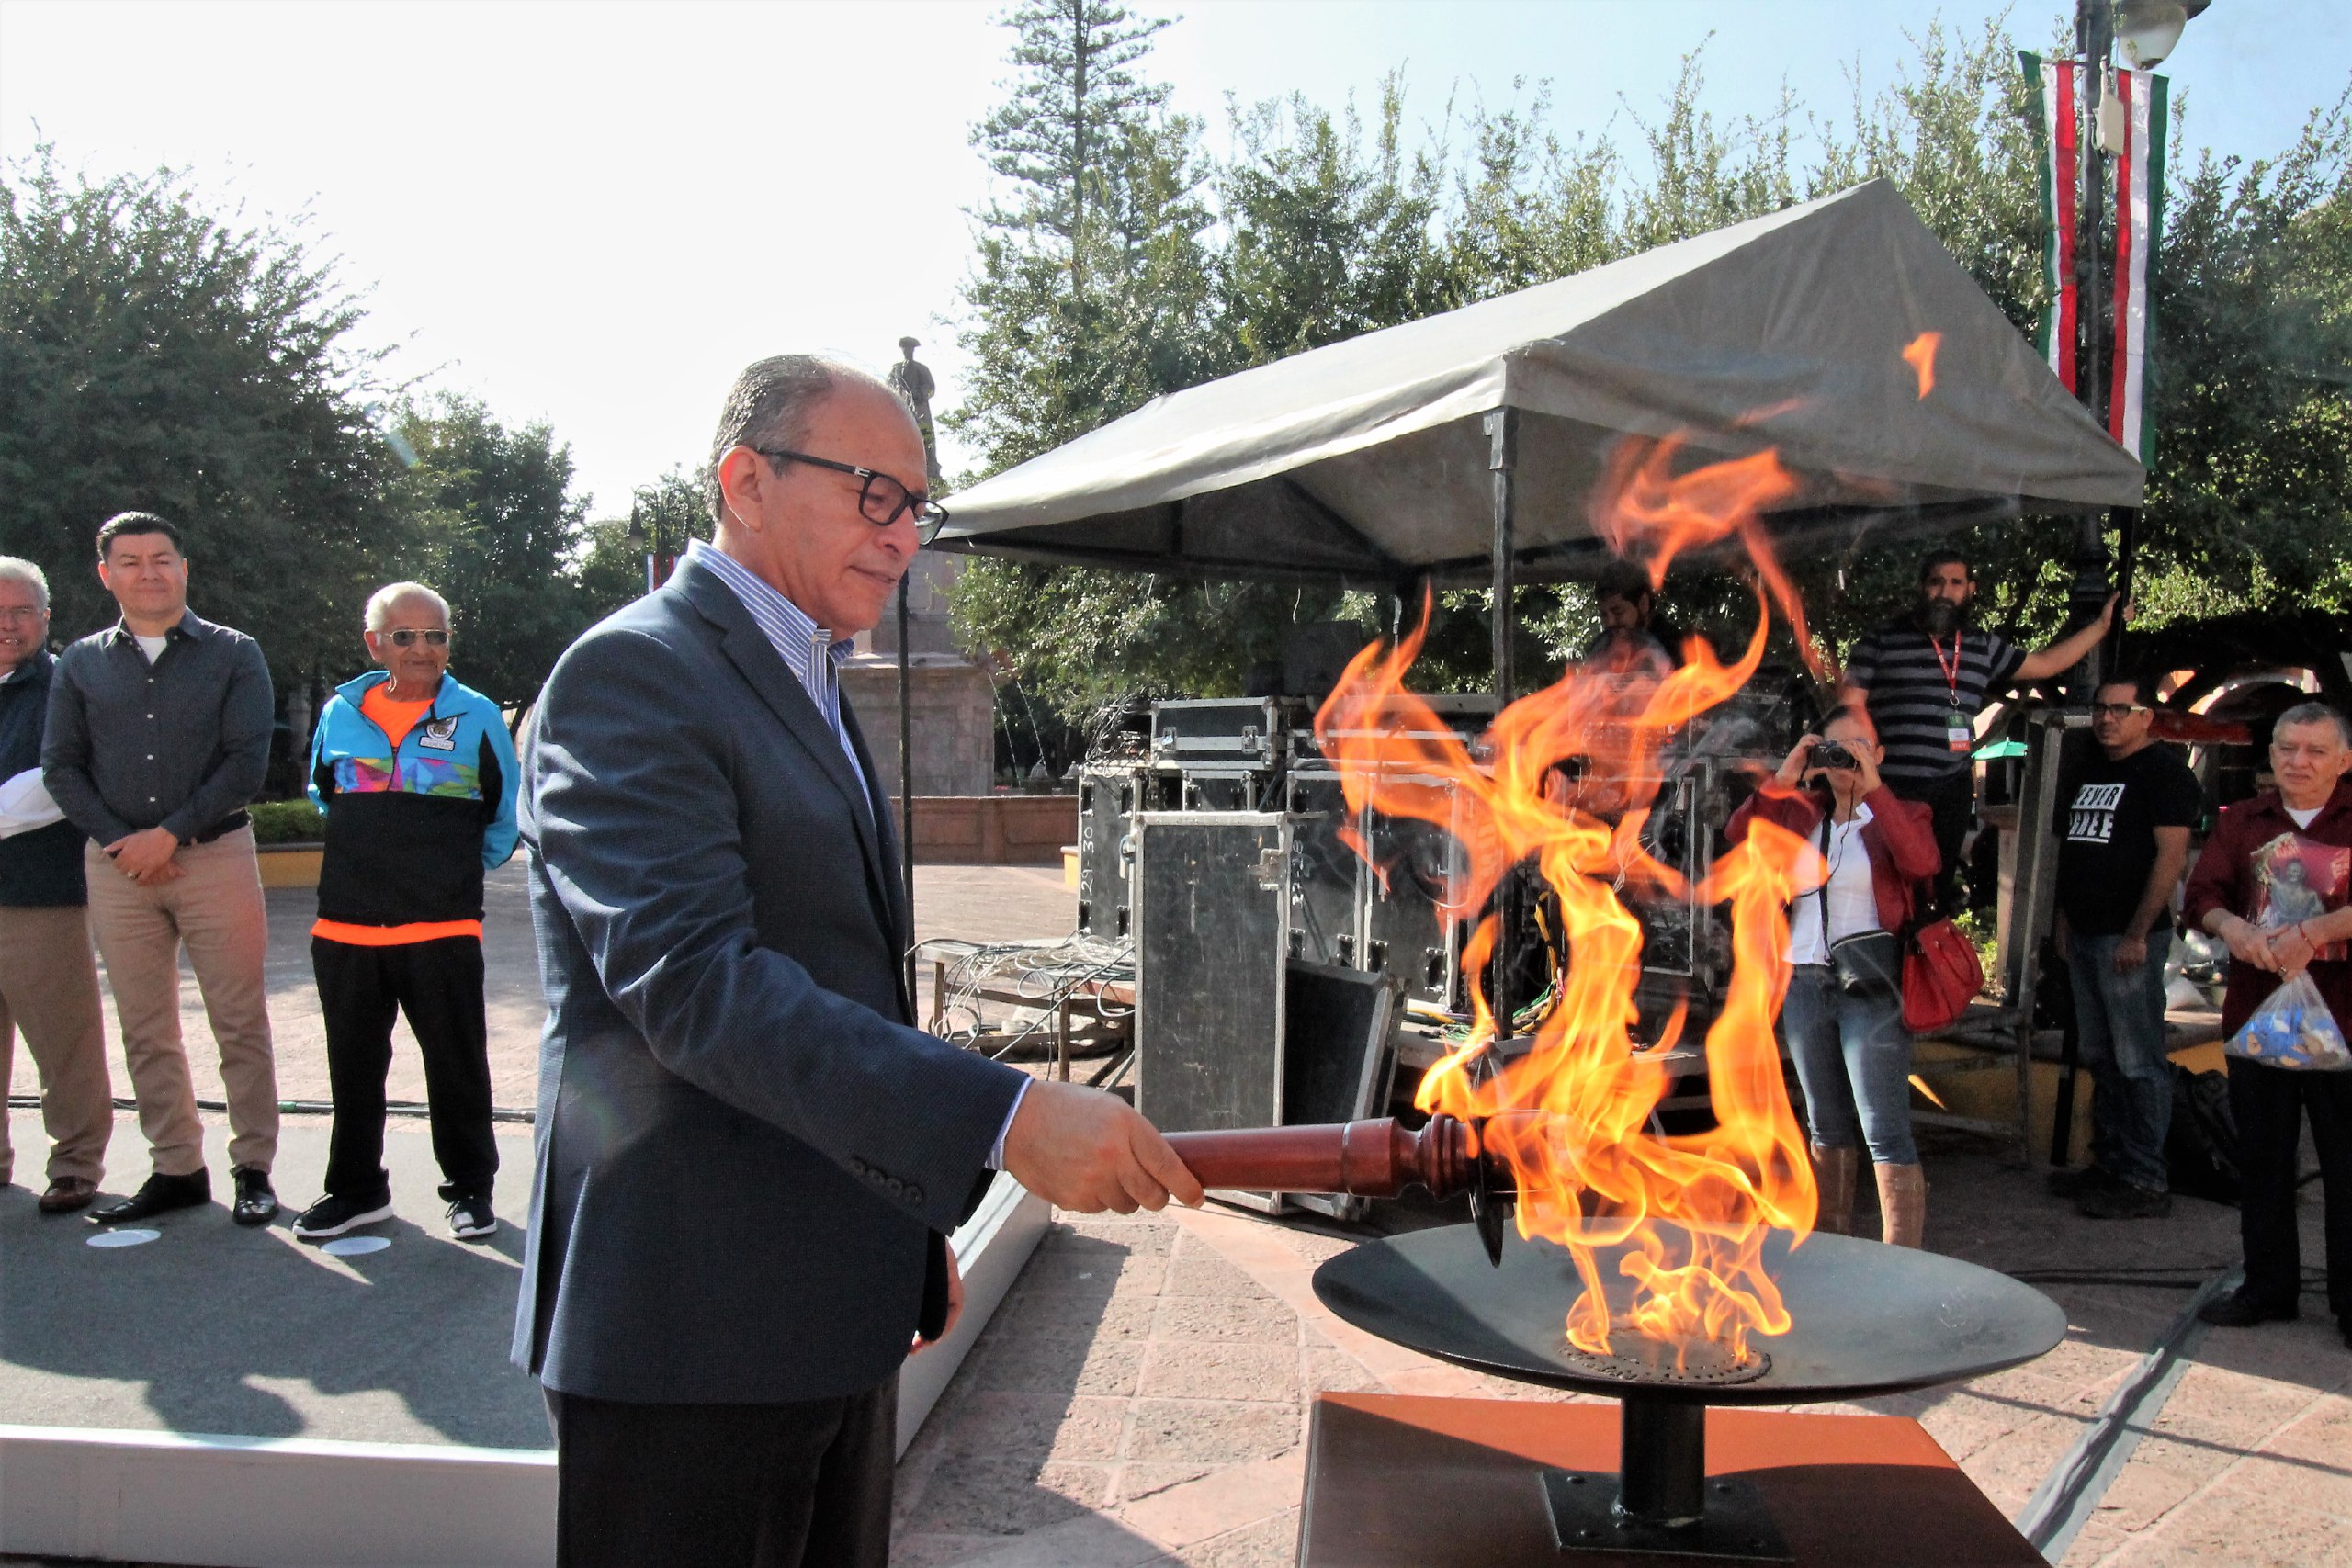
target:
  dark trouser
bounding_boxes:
[1890,768,1972,912]
[2227,1055,2352,1321]
[546,1376,897,1568]
[2068,930,2174,1192]
[313,935,497,1201]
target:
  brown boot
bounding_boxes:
[1876,1162,1928,1248]
[1810,1145,1858,1236]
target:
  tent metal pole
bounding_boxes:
[1486,410,1518,704]
[1486,408,1519,1030]
[2105,504,2140,670]
[897,575,916,996]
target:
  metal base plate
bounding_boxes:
[1542,1470,1792,1563]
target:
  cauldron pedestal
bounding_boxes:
[1297,1394,2045,1566]
[1302,1224,2065,1563]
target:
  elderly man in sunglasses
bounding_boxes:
[293,582,518,1244]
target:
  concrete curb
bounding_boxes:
[0,1178,1048,1566]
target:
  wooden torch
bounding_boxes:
[1161,1116,1480,1201]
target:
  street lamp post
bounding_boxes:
[2064,0,2119,694]
[626,500,657,597]
[2064,0,2211,687]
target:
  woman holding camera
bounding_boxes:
[1726,711,1941,1246]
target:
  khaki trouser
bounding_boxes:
[0,903,114,1185]
[83,827,277,1174]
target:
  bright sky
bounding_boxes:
[4,1,2345,518]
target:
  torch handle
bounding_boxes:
[1162,1116,1476,1200]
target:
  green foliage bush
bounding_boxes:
[248,799,325,845]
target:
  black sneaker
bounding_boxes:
[2046,1166,2117,1200]
[2078,1181,2173,1220]
[87,1169,211,1224]
[231,1166,279,1227]
[2197,1288,2300,1328]
[292,1191,394,1241]
[446,1193,497,1241]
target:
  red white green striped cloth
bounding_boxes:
[2021,52,2169,461]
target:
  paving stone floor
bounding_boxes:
[10,861,2350,1566]
[891,1139,2351,1568]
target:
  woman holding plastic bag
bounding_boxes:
[2183,702,2352,1346]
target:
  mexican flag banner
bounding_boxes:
[2108,64,2168,462]
[2022,51,2083,394]
[2021,52,2169,461]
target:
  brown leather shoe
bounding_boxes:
[38,1178,99,1215]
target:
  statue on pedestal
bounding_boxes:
[886,336,942,487]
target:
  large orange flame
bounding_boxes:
[1317,436,1826,1364]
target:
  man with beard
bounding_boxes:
[1842,550,2121,908]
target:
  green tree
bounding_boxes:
[955,1,1216,468]
[2131,95,2352,620]
[0,145,409,679]
[576,466,712,622]
[951,14,2352,711]
[386,394,591,712]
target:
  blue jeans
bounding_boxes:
[1782,964,1917,1165]
[2066,929,2174,1192]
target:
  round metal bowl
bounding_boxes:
[1312,1223,2066,1405]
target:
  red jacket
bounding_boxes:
[2183,781,2352,1036]
[1725,783,1942,935]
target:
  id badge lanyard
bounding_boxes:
[1929,634,1972,754]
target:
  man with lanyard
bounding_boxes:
[1842,549,2121,909]
[293,582,519,1243]
[2049,674,2201,1220]
[44,512,280,1228]
[2184,702,2352,1346]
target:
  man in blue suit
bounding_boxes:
[515,355,1203,1567]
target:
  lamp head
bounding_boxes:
[2113,0,2209,69]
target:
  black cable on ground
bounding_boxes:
[2015,1267,2239,1560]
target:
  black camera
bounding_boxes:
[1810,740,1859,772]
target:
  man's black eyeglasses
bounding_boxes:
[755,448,949,545]
[2089,702,2147,718]
[382,628,449,649]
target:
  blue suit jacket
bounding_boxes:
[512,553,1026,1403]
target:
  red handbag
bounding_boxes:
[1902,911,1984,1033]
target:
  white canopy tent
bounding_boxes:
[933,179,2143,591]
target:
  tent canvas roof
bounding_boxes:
[933,180,2143,586]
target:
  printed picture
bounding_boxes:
[2250,831,2350,961]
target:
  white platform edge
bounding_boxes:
[0,1177,1049,1567]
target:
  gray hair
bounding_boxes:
[365,581,451,631]
[705,355,888,526]
[2274,701,2352,748]
[0,557,49,611]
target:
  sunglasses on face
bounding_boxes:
[2089,703,2147,719]
[755,448,949,545]
[381,628,449,649]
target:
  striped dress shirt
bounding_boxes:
[687,540,868,800]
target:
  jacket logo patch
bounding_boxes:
[418,716,460,752]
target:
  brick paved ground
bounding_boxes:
[9,861,2349,1567]
[894,1156,2350,1568]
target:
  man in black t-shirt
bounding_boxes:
[2050,675,2202,1219]
[1842,549,2122,908]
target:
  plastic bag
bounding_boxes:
[2224,973,2352,1071]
